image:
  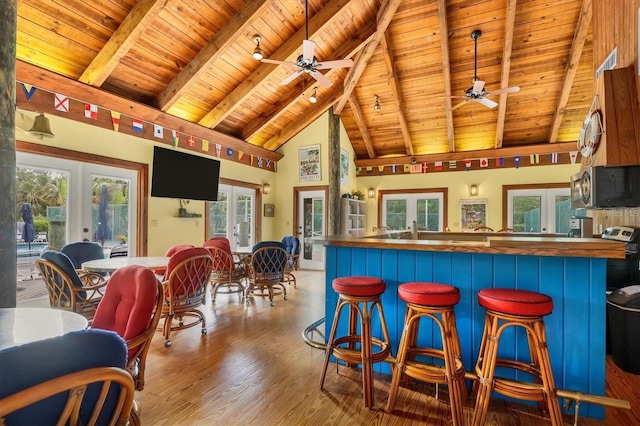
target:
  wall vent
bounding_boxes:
[596,47,617,79]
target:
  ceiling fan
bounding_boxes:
[449,30,520,111]
[260,0,353,87]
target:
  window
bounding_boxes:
[505,185,573,234]
[380,189,447,231]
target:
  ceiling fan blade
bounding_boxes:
[303,39,315,63]
[472,80,485,94]
[261,58,298,67]
[279,69,304,85]
[310,70,333,87]
[451,99,469,111]
[486,85,520,96]
[316,59,353,69]
[475,97,498,108]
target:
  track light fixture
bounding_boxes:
[252,35,263,60]
[309,87,318,104]
[373,95,381,111]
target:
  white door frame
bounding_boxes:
[295,187,327,270]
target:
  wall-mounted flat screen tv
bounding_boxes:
[151,146,220,202]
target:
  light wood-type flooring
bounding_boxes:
[17,270,640,425]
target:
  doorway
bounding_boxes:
[294,187,327,270]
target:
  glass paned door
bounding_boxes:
[297,190,325,270]
[90,176,131,256]
[382,193,444,231]
[208,184,255,251]
[508,188,571,233]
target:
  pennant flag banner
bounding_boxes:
[550,152,559,163]
[84,103,98,119]
[171,130,179,147]
[465,160,472,171]
[21,83,36,101]
[132,118,143,133]
[495,157,504,167]
[266,159,271,169]
[239,151,244,160]
[391,165,397,174]
[570,151,578,164]
[434,161,442,171]
[215,143,221,157]
[449,161,457,169]
[378,166,384,175]
[410,164,421,173]
[404,164,410,172]
[110,111,120,132]
[530,154,540,164]
[187,135,195,147]
[153,124,163,139]
[422,163,428,173]
[202,139,209,151]
[227,148,233,158]
[514,156,520,168]
[54,94,69,112]
[257,157,263,168]
[479,158,489,168]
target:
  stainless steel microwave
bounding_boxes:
[571,165,640,209]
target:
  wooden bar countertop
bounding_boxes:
[314,232,626,259]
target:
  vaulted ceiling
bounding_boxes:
[14,0,593,168]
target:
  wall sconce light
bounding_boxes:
[309,87,318,104]
[262,183,271,195]
[469,183,478,196]
[26,113,56,139]
[373,95,381,111]
[368,187,375,199]
[252,35,263,60]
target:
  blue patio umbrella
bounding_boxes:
[21,203,37,250]
[95,185,112,246]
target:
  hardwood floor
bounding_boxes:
[17,271,640,425]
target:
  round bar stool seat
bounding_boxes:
[319,276,391,408]
[386,282,467,426]
[472,288,563,426]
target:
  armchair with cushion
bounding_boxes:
[154,244,195,278]
[281,236,300,288]
[92,265,163,391]
[246,241,288,306]
[35,250,108,322]
[204,239,246,303]
[60,241,105,270]
[0,329,135,426]
[160,247,213,347]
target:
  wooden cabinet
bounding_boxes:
[340,198,366,235]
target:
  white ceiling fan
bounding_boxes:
[448,30,520,111]
[260,0,353,87]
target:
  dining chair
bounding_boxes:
[281,236,300,288]
[160,247,213,347]
[35,250,108,322]
[60,241,105,270]
[0,329,136,426]
[153,244,195,278]
[473,225,494,232]
[246,241,288,306]
[204,239,246,303]
[92,265,164,391]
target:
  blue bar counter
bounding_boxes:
[319,235,625,419]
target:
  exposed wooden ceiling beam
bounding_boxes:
[436,0,455,153]
[494,0,517,149]
[347,93,377,158]
[79,0,166,87]
[547,0,592,143]
[16,60,281,161]
[156,0,272,111]
[354,142,578,167]
[333,0,403,114]
[242,23,376,141]
[197,0,354,129]
[380,31,413,156]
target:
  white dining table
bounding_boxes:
[82,256,169,274]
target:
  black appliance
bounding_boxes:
[570,165,640,209]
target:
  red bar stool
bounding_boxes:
[319,276,392,408]
[386,282,467,426]
[472,288,563,426]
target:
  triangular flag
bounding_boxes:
[434,161,442,171]
[570,151,578,164]
[153,124,163,139]
[404,164,410,172]
[132,118,143,133]
[215,144,221,157]
[21,83,36,101]
[84,103,98,119]
[514,156,520,168]
[110,111,120,132]
[465,160,472,171]
[202,139,209,151]
[227,148,233,157]
[495,157,504,167]
[378,165,384,176]
[449,161,457,169]
[239,151,244,160]
[54,94,69,112]
[187,135,195,147]
[550,152,559,163]
[410,164,421,173]
[530,154,539,164]
[479,158,489,168]
[422,162,428,173]
[366,166,373,174]
[171,130,179,147]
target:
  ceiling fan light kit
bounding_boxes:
[309,87,318,104]
[252,35,263,61]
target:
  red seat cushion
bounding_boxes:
[398,282,460,306]
[332,276,386,297]
[478,288,553,316]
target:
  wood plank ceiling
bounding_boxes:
[14,0,593,169]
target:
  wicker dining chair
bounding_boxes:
[473,225,494,232]
[92,265,164,391]
[204,240,246,303]
[246,241,288,306]
[35,250,108,322]
[159,247,213,347]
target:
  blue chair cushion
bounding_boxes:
[0,329,127,425]
[41,250,87,299]
[281,236,300,255]
[61,241,105,269]
[252,241,286,279]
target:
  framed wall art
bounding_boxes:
[264,203,275,217]
[299,144,321,182]
[460,199,488,231]
[340,149,349,186]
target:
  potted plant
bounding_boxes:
[352,190,364,201]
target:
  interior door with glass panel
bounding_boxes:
[297,190,325,270]
[507,188,571,233]
[208,184,255,251]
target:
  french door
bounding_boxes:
[207,184,255,251]
[507,188,571,233]
[296,189,325,270]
